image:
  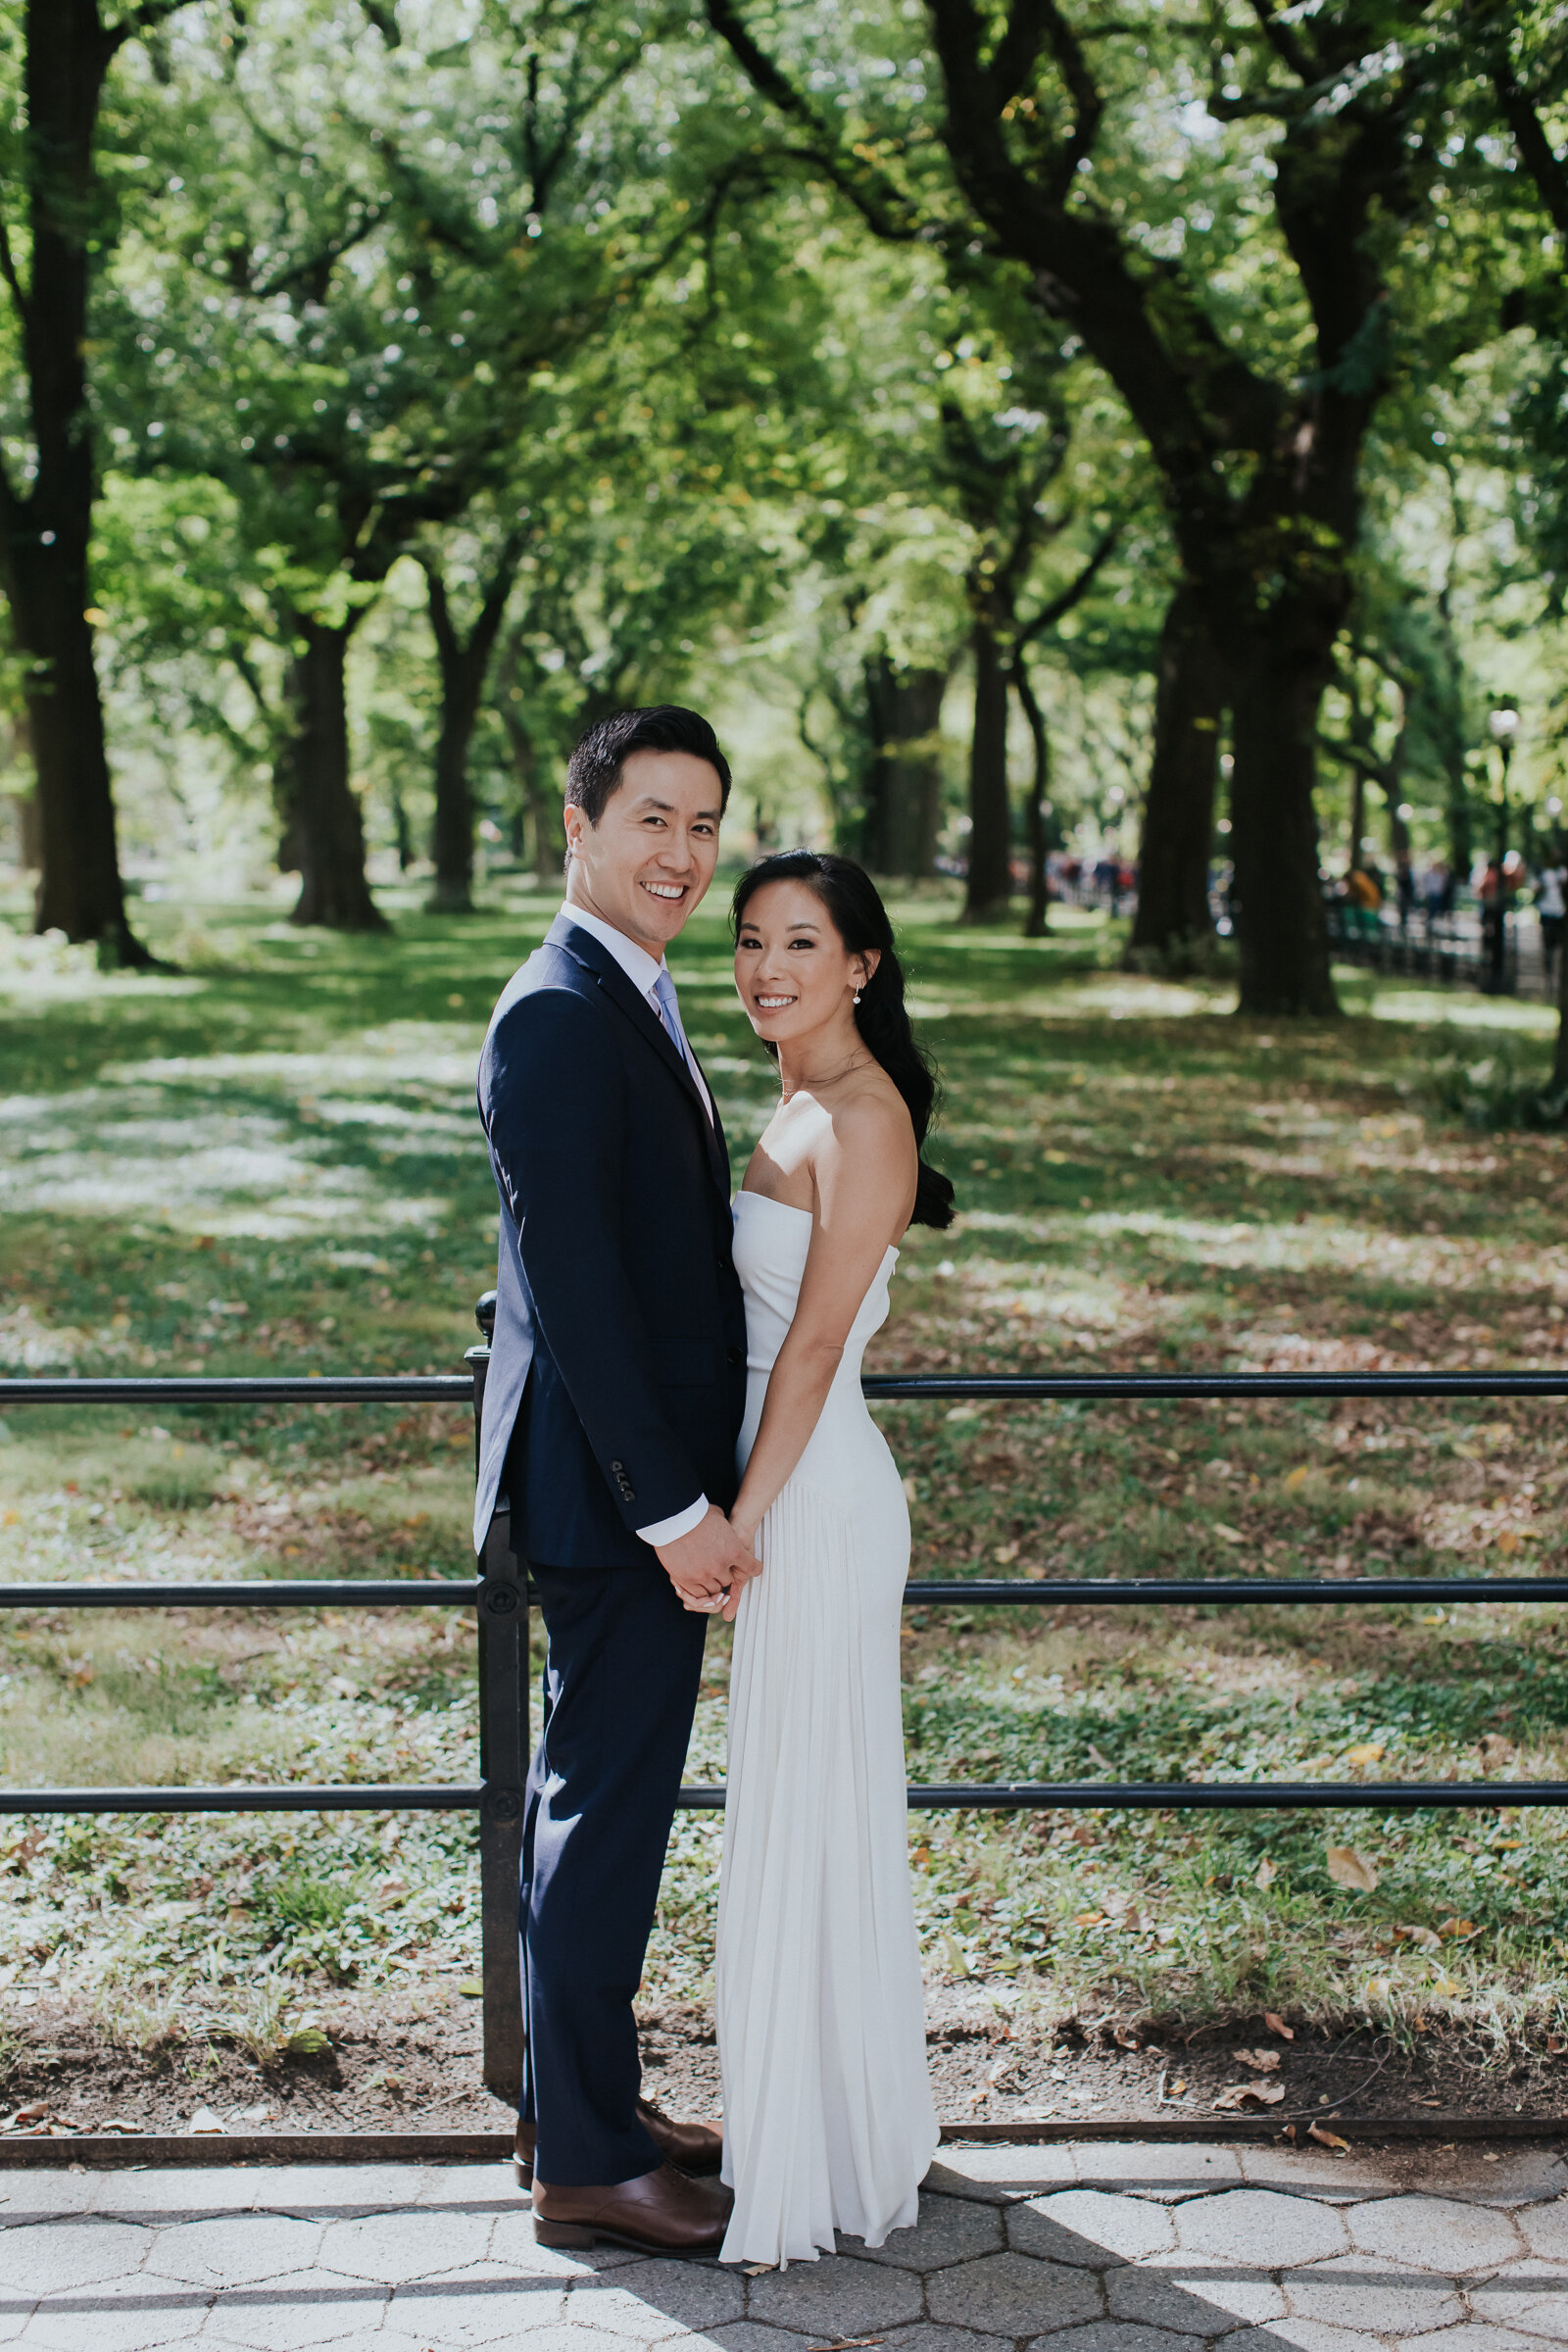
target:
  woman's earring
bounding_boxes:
[853,987,862,1005]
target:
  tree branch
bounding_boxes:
[704,0,927,242]
[1036,0,1104,196]
[1018,519,1122,643]
[0,203,30,330]
[992,0,1049,106]
[1492,42,1568,242]
[1247,0,1318,85]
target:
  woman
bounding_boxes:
[708,849,954,2268]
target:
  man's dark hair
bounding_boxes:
[564,707,732,827]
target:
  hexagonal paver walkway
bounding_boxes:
[1,2137,1565,2350]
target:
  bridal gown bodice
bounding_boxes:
[732,1191,898,1482]
[716,1192,937,2269]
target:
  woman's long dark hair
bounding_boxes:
[731,850,956,1231]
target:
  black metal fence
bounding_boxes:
[2,1298,1566,2096]
[1323,899,1557,999]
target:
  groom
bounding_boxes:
[473,706,757,2256]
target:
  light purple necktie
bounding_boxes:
[652,966,710,1122]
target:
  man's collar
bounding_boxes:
[558,902,665,996]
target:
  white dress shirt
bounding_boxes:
[559,901,712,1548]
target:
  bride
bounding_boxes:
[703,848,955,2268]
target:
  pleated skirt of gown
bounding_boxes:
[716,1348,938,2266]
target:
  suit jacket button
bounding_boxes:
[726,1348,743,1367]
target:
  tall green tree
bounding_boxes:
[108,0,738,926]
[0,0,196,960]
[705,0,1505,1013]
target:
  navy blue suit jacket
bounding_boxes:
[472,913,749,1569]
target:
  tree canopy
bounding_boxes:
[0,0,1563,1033]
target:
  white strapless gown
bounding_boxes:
[716,1192,938,2268]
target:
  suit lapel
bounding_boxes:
[549,915,731,1197]
[687,1041,733,1197]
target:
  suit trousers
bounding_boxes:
[520,1560,709,2186]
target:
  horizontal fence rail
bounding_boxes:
[679,1781,1568,1812]
[9,1575,1564,1614]
[0,1580,477,1610]
[0,1785,485,1815]
[0,1375,472,1405]
[6,1370,1568,1404]
[861,1371,1568,1399]
[3,1318,1566,2095]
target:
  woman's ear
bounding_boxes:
[856,948,881,992]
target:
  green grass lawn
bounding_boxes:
[0,876,1566,2062]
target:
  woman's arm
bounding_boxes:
[730,1093,916,1552]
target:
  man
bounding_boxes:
[474,707,759,2256]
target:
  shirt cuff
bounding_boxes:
[637,1494,710,1547]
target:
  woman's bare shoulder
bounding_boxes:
[824,1067,916,1161]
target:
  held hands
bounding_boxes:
[655,1504,761,1623]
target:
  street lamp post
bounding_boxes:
[1486,708,1520,994]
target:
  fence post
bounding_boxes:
[469,1293,527,2102]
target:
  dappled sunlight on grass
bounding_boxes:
[2,888,1567,2046]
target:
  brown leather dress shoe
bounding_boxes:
[532,2159,731,2255]
[514,2098,723,2190]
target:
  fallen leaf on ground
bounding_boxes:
[1264,2012,1296,2040]
[1214,1523,1246,1544]
[1232,2048,1281,2073]
[1253,1858,1277,1890]
[1307,2123,1349,2151]
[1283,1466,1309,1491]
[1393,1923,1442,1950]
[1326,1845,1379,1892]
[1344,1742,1385,1766]
[1213,2082,1285,2109]
[1548,2034,1566,2055]
[1478,1733,1515,1767]
[1437,1917,1479,1939]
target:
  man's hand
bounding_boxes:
[656,1505,761,1614]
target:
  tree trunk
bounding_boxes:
[1127,587,1222,968]
[963,618,1011,922]
[428,677,480,912]
[1013,655,1052,939]
[18,785,41,872]
[1348,764,1366,871]
[390,772,415,872]
[0,1,149,963]
[283,614,386,931]
[862,658,946,878]
[424,544,520,913]
[1227,620,1338,1017]
[1553,906,1568,1099]
[497,637,563,880]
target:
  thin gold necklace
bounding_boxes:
[782,1047,873,1100]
